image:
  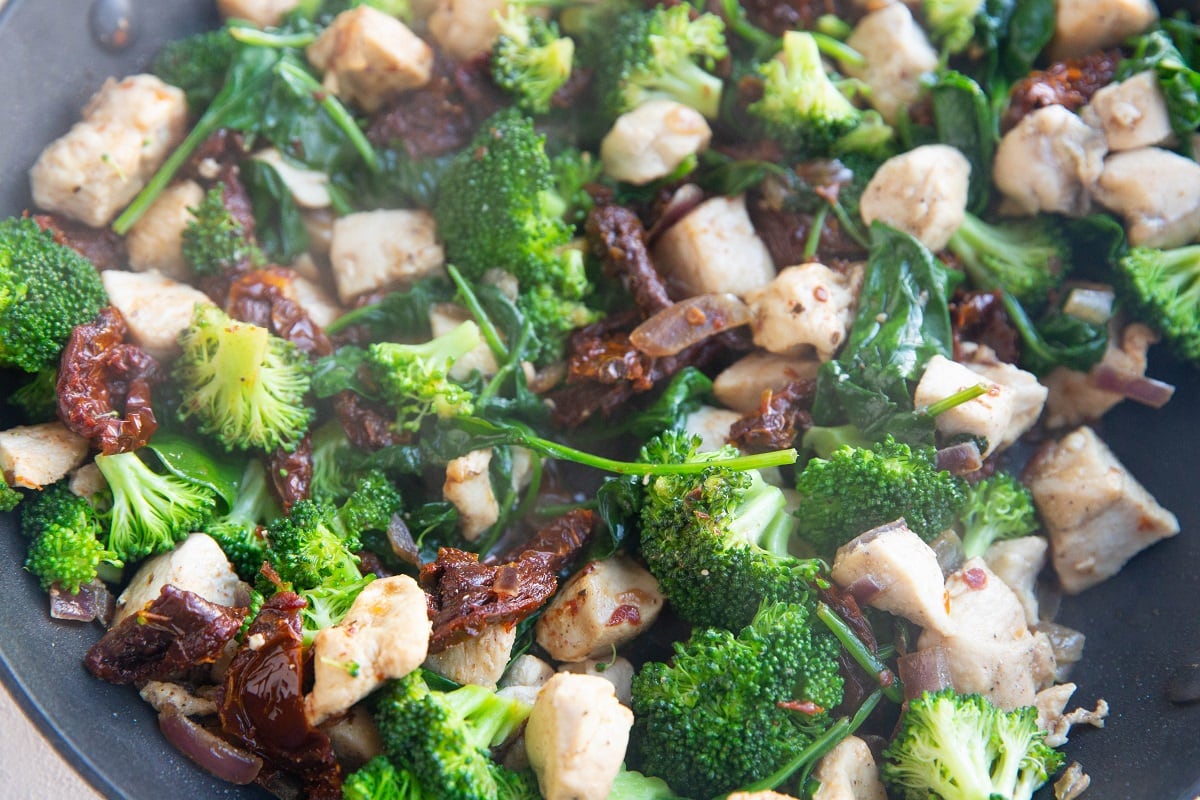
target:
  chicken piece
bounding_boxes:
[1034,683,1109,747]
[1080,71,1172,152]
[307,6,434,113]
[558,657,635,708]
[30,75,187,227]
[139,681,219,718]
[1090,147,1200,248]
[442,449,500,542]
[100,270,216,360]
[0,422,90,491]
[217,0,299,28]
[68,462,106,501]
[427,0,510,62]
[323,704,384,770]
[305,575,431,724]
[251,149,331,210]
[682,405,741,452]
[430,303,500,380]
[712,351,820,415]
[992,105,1108,217]
[983,536,1048,627]
[959,343,1047,450]
[287,274,343,331]
[831,520,952,635]
[424,621,517,689]
[125,180,204,280]
[745,262,860,362]
[1047,0,1158,62]
[916,558,1052,709]
[810,735,888,800]
[525,673,633,800]
[914,355,1013,458]
[859,145,971,252]
[329,209,444,304]
[497,654,556,706]
[113,533,241,625]
[652,195,776,298]
[600,100,712,186]
[840,4,938,124]
[535,556,664,662]
[1024,426,1179,594]
[1042,321,1157,429]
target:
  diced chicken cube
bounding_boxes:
[859,145,970,252]
[535,556,664,662]
[600,100,712,186]
[497,654,556,706]
[424,622,517,689]
[558,657,635,708]
[1034,683,1109,747]
[442,449,499,542]
[68,462,106,501]
[1091,147,1200,248]
[960,343,1048,450]
[1047,0,1158,62]
[983,536,1048,627]
[993,105,1108,217]
[1081,71,1172,152]
[287,274,343,330]
[217,0,300,27]
[1024,426,1179,594]
[682,406,741,452]
[914,355,1013,458]
[526,673,633,800]
[32,76,188,228]
[324,705,384,770]
[329,209,444,304]
[745,262,860,361]
[0,422,90,491]
[427,0,510,62]
[1042,321,1157,429]
[101,270,216,360]
[251,149,331,210]
[307,6,433,113]
[114,533,241,625]
[810,735,888,800]
[430,303,500,380]
[841,4,938,124]
[831,520,952,635]
[712,351,820,415]
[305,575,431,724]
[652,195,776,297]
[126,180,204,280]
[139,681,219,718]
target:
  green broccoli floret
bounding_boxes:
[491,9,574,115]
[0,480,20,513]
[175,304,313,452]
[921,0,985,54]
[344,755,425,800]
[794,436,965,557]
[94,449,217,562]
[264,499,363,592]
[607,768,680,800]
[337,470,404,535]
[547,148,602,229]
[9,366,58,422]
[748,31,864,156]
[181,184,265,276]
[957,473,1038,560]
[594,4,728,120]
[1115,244,1200,364]
[882,688,1064,800]
[21,483,120,593]
[947,212,1069,314]
[150,27,238,112]
[300,573,375,645]
[310,419,360,503]
[0,217,108,373]
[631,601,844,798]
[636,432,824,631]
[368,321,481,432]
[374,670,535,800]
[204,460,279,580]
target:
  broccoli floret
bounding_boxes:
[607,768,680,800]
[547,148,602,229]
[0,217,108,373]
[181,184,265,276]
[374,670,535,800]
[300,573,375,646]
[636,432,824,631]
[491,9,574,115]
[264,499,363,592]
[594,4,728,120]
[368,321,481,432]
[1115,244,1200,364]
[337,470,404,534]
[794,436,965,556]
[748,31,864,156]
[947,212,1069,314]
[310,418,361,503]
[344,755,425,800]
[204,460,279,580]
[631,601,843,798]
[882,688,1064,800]
[150,27,238,112]
[957,472,1038,560]
[175,304,313,452]
[20,482,120,593]
[94,449,217,562]
[921,0,985,54]
[0,480,20,513]
[9,365,58,422]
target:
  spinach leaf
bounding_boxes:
[329,148,454,212]
[1002,292,1109,375]
[145,434,243,511]
[241,158,311,263]
[971,0,1054,95]
[312,346,375,399]
[325,279,454,337]
[586,476,644,561]
[930,71,995,214]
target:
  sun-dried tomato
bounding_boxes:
[729,379,817,452]
[1002,50,1121,132]
[57,306,162,455]
[225,266,333,357]
[266,433,313,513]
[30,212,126,271]
[586,205,673,317]
[334,390,409,450]
[736,0,866,37]
[952,290,1021,364]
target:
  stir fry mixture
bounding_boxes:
[3,0,1199,797]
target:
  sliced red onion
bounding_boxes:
[1092,364,1175,408]
[935,441,983,475]
[630,293,751,357]
[928,529,965,576]
[645,183,705,245]
[1062,287,1114,325]
[159,709,262,785]
[1037,621,1086,682]
[49,580,114,625]
[386,514,421,567]
[897,647,953,701]
[844,575,884,606]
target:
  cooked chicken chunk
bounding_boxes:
[1034,683,1109,747]
[712,351,820,415]
[101,270,216,360]
[959,343,1047,450]
[125,180,204,280]
[744,262,860,362]
[497,654,556,706]
[914,355,1013,458]
[1090,147,1200,248]
[652,195,776,297]
[600,100,712,186]
[682,405,741,452]
[1081,71,1173,152]
[841,3,938,124]
[139,681,219,718]
[442,449,500,542]
[1042,321,1157,429]
[984,536,1048,627]
[859,145,971,252]
[558,657,635,708]
[424,622,517,689]
[113,534,241,625]
[1047,0,1158,61]
[251,149,332,210]
[324,705,384,770]
[329,209,444,304]
[427,0,510,62]
[1024,426,1179,594]
[992,105,1107,217]
[0,422,90,491]
[217,0,299,28]
[810,735,888,800]
[430,303,500,380]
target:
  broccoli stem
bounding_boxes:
[922,382,988,417]
[810,31,863,67]
[447,264,510,363]
[816,602,903,703]
[228,26,318,49]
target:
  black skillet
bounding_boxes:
[0,1,1197,797]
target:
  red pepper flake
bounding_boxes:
[778,700,824,716]
[963,567,988,589]
[606,605,642,627]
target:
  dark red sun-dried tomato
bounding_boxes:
[225,266,333,357]
[30,212,126,271]
[729,379,817,452]
[1002,50,1121,132]
[266,432,313,513]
